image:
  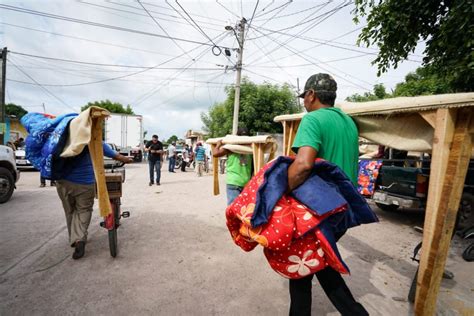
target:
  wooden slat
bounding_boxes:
[89,113,112,217]
[211,144,219,196]
[415,108,472,315]
[419,110,437,128]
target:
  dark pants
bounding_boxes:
[168,157,175,172]
[41,176,55,185]
[289,232,368,316]
[148,159,161,183]
[181,160,187,172]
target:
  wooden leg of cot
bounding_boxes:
[415,108,472,315]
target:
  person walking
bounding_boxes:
[194,142,207,177]
[181,144,189,172]
[167,141,177,173]
[145,135,164,186]
[40,176,56,187]
[56,143,132,259]
[212,127,253,205]
[286,73,368,315]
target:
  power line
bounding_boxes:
[0,4,233,49]
[254,0,292,19]
[245,0,260,39]
[216,0,240,19]
[78,0,224,31]
[136,0,194,60]
[8,58,75,111]
[248,54,369,68]
[9,51,224,70]
[253,2,334,22]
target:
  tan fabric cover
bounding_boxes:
[61,107,99,157]
[273,93,474,154]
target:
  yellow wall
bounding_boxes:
[9,119,27,141]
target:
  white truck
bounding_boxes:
[0,145,20,203]
[104,114,143,162]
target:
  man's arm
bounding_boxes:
[287,146,317,192]
[103,142,133,163]
[212,140,229,157]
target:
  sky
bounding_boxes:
[1,0,426,141]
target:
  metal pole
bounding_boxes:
[232,18,246,135]
[0,47,7,145]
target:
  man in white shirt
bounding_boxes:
[167,141,177,173]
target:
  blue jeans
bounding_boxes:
[169,157,175,172]
[226,184,243,205]
[149,159,161,183]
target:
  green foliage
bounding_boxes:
[6,103,28,118]
[346,84,389,102]
[354,0,473,92]
[81,100,134,114]
[201,78,301,137]
[167,135,179,143]
[392,66,452,96]
[346,66,454,102]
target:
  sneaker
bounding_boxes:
[72,241,85,259]
[40,183,45,188]
[149,182,153,186]
[156,182,160,186]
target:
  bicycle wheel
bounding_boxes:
[108,228,117,257]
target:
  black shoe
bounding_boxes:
[156,182,160,185]
[72,241,85,259]
[40,183,45,188]
[149,182,153,186]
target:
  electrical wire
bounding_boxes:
[0,4,230,48]
[254,0,292,19]
[216,0,240,19]
[8,58,76,111]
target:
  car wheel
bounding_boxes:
[375,202,400,212]
[0,167,15,203]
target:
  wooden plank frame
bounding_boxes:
[88,108,112,217]
[275,105,474,316]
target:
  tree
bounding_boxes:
[201,78,301,137]
[346,66,454,102]
[167,135,179,144]
[6,103,28,119]
[354,0,473,92]
[346,84,389,102]
[81,100,134,114]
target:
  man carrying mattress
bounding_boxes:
[287,73,368,315]
[212,127,253,205]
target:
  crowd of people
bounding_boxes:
[143,135,212,186]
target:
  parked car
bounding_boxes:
[366,156,474,230]
[14,147,36,170]
[0,145,20,203]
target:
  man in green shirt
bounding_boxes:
[212,127,253,205]
[287,73,368,315]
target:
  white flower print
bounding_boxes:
[287,250,320,276]
[303,212,313,221]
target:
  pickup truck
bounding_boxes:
[0,145,20,203]
[368,157,474,230]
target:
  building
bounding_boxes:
[185,129,208,148]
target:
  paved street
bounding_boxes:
[1,163,472,315]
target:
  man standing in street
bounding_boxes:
[287,73,368,315]
[145,135,164,186]
[167,141,177,173]
[56,143,132,259]
[194,142,207,177]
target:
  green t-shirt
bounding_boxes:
[226,153,253,187]
[291,107,359,184]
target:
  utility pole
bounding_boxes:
[231,18,246,135]
[0,47,7,145]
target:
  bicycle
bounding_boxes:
[99,166,130,257]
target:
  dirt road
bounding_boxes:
[1,163,472,315]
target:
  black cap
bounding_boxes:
[298,73,337,98]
